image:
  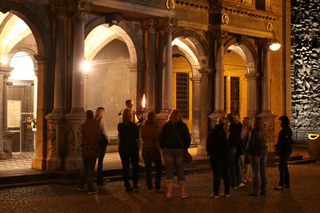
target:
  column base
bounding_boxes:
[32,155,46,170]
[64,157,82,171]
[196,145,207,156]
[0,151,6,160]
[258,111,277,151]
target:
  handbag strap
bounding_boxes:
[172,122,186,151]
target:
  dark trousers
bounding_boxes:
[210,156,230,196]
[230,153,242,187]
[278,153,291,187]
[97,145,107,184]
[79,148,97,191]
[119,148,139,189]
[142,148,162,190]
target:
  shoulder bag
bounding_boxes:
[172,123,192,163]
[84,144,101,159]
[98,118,109,147]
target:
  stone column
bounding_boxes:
[145,19,157,111]
[45,1,67,170]
[157,28,165,112]
[245,73,259,118]
[64,1,90,171]
[214,39,225,114]
[0,67,12,159]
[191,74,201,142]
[158,19,176,122]
[197,69,210,155]
[258,43,276,150]
[32,55,51,170]
[209,37,226,128]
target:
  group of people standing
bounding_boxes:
[78,100,191,198]
[206,114,293,198]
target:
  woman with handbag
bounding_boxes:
[94,107,109,186]
[118,109,140,192]
[159,110,191,199]
[273,115,293,190]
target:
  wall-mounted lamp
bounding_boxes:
[269,31,281,51]
[82,60,90,72]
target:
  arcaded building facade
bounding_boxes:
[0,0,304,171]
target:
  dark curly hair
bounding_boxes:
[279,115,290,127]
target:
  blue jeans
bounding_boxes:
[250,155,267,195]
[142,148,162,190]
[79,147,97,192]
[163,148,185,184]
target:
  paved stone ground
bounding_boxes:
[1,162,320,213]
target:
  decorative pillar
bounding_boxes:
[245,73,259,118]
[64,1,90,171]
[156,28,165,112]
[145,19,157,112]
[214,38,225,114]
[158,18,176,123]
[191,74,201,142]
[197,69,210,155]
[209,36,226,128]
[32,55,51,170]
[45,1,67,170]
[258,43,276,150]
[0,67,12,159]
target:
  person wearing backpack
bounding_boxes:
[206,117,231,198]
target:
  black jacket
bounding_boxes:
[275,126,293,155]
[206,124,230,160]
[118,122,139,151]
[159,121,191,150]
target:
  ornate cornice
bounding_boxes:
[175,0,209,10]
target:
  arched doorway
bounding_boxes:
[84,21,141,144]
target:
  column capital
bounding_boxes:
[142,19,157,33]
[68,0,91,18]
[245,73,260,80]
[198,68,212,76]
[50,0,67,19]
[0,65,13,74]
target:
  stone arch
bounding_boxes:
[172,28,210,71]
[224,36,260,118]
[1,1,52,169]
[224,37,259,75]
[84,18,144,110]
[0,1,51,56]
[85,18,143,65]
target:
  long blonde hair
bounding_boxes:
[168,109,182,124]
[217,117,229,138]
[241,117,251,139]
[122,108,132,125]
[251,116,267,145]
[94,107,105,119]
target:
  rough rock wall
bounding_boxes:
[291,0,320,143]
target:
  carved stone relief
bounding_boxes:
[291,0,320,143]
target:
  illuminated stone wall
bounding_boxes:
[291,0,320,143]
